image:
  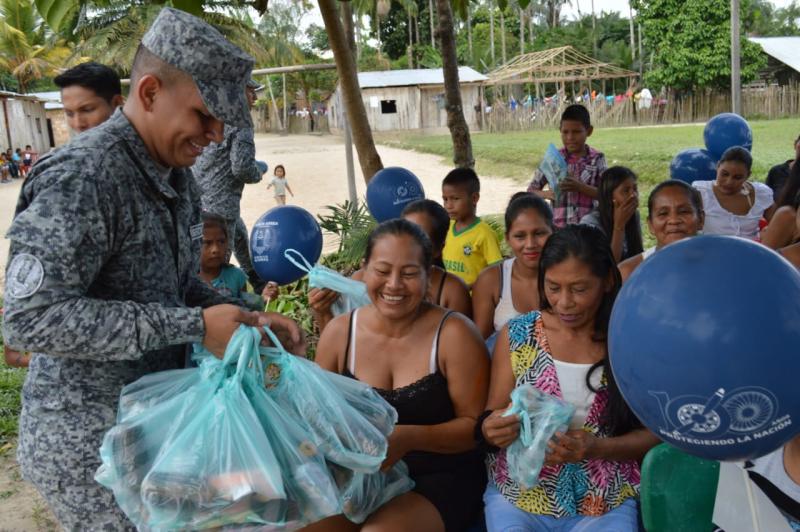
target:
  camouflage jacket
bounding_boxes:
[191,124,262,220]
[2,108,237,395]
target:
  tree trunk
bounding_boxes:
[408,8,414,68]
[592,0,597,59]
[467,3,473,62]
[500,9,507,63]
[319,0,383,181]
[429,0,436,47]
[519,5,525,55]
[489,0,495,65]
[436,0,474,168]
[629,3,636,63]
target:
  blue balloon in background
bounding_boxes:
[366,167,425,222]
[250,206,322,285]
[609,236,800,461]
[703,113,753,160]
[669,148,717,183]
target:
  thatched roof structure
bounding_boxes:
[485,46,637,86]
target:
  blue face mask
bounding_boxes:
[284,249,371,316]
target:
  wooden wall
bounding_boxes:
[329,83,483,133]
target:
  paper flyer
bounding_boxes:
[539,143,568,204]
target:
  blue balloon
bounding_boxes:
[366,167,425,222]
[256,160,268,175]
[250,206,322,285]
[669,148,717,183]
[609,236,800,461]
[703,113,753,160]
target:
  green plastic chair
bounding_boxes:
[640,443,720,532]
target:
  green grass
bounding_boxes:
[379,118,799,189]
[380,119,799,248]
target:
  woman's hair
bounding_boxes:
[776,155,800,209]
[274,164,286,175]
[718,146,753,172]
[504,192,554,234]
[402,199,450,268]
[596,166,644,260]
[364,218,433,271]
[537,225,641,436]
[646,180,704,220]
[202,212,228,240]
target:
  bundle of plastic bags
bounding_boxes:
[503,384,575,489]
[284,248,370,316]
[97,324,413,530]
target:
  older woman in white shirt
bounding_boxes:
[693,147,775,239]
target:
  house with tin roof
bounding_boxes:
[328,67,488,133]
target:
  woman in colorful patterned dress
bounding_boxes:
[478,224,660,531]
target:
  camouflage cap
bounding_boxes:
[142,7,254,128]
[246,79,265,92]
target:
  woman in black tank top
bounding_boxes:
[308,219,490,532]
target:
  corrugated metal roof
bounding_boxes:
[0,90,50,104]
[357,67,487,88]
[28,91,63,110]
[749,37,800,74]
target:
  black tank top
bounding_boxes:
[342,309,477,474]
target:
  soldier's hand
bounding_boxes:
[256,311,306,355]
[201,304,261,357]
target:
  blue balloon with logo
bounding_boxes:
[669,148,717,183]
[703,113,753,160]
[366,167,425,222]
[609,236,800,461]
[250,206,323,285]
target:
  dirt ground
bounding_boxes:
[0,133,521,530]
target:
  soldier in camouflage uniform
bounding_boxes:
[192,79,266,292]
[2,8,301,530]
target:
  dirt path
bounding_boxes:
[0,134,521,528]
[1,133,520,289]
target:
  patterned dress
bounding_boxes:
[486,311,640,517]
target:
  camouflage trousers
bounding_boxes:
[17,381,135,531]
[225,216,264,292]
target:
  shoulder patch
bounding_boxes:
[190,223,204,240]
[6,253,44,299]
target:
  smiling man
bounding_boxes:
[2,8,300,529]
[54,61,124,134]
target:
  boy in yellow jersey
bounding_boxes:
[442,168,503,287]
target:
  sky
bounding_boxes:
[296,0,798,28]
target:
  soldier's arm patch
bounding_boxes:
[6,253,44,299]
[190,223,204,240]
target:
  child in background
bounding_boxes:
[198,213,270,309]
[22,145,36,176]
[528,104,608,228]
[442,167,503,288]
[267,164,294,205]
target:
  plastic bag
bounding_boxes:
[284,248,371,316]
[258,326,396,472]
[141,327,287,530]
[97,327,290,530]
[503,383,575,489]
[240,345,342,524]
[329,461,415,524]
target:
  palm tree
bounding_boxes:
[33,1,269,73]
[319,0,383,181]
[0,0,71,93]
